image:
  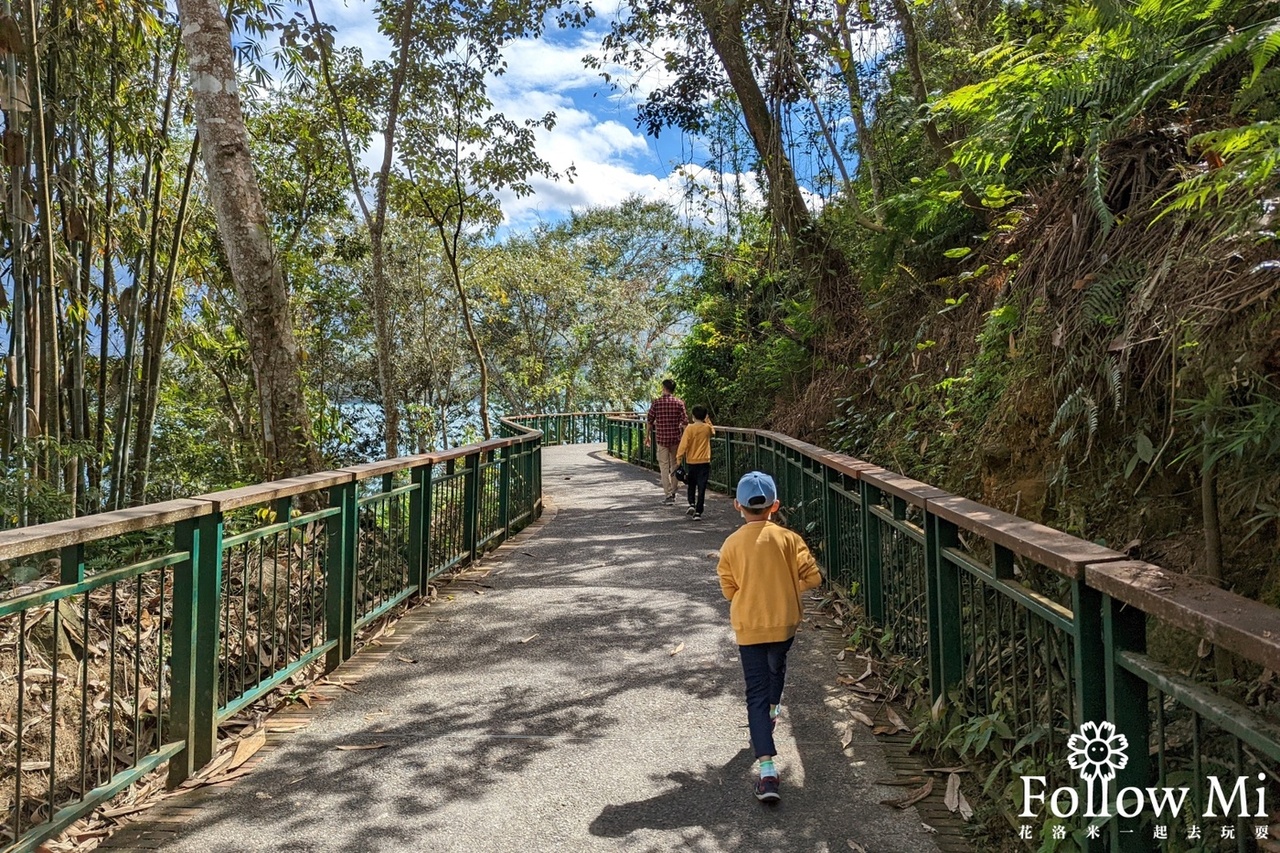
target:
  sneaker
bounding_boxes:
[662,495,675,505]
[693,513,703,521]
[686,506,696,517]
[754,775,780,803]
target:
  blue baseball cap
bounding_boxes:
[736,471,777,509]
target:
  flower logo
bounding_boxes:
[1067,721,1129,782]
[1068,720,1129,814]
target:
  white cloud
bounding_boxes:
[309,0,391,62]
[483,32,682,227]
[300,1,764,231]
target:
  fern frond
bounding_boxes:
[1184,27,1253,91]
[1109,23,1250,132]
[1051,389,1084,436]
[1234,66,1280,113]
[1083,259,1142,327]
[1084,395,1100,458]
[1106,359,1123,416]
[1249,19,1280,85]
[1085,127,1116,233]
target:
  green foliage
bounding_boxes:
[670,237,817,424]
[479,198,698,411]
[1178,378,1280,541]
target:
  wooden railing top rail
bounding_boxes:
[927,495,1125,580]
[609,413,1277,670]
[200,471,357,513]
[0,498,213,562]
[1088,560,1280,672]
[0,418,543,562]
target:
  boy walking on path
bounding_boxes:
[645,379,689,505]
[716,472,823,802]
[676,405,715,519]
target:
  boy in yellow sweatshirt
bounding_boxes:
[676,405,715,520]
[716,471,822,802]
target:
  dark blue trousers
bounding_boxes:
[738,636,794,759]
[685,462,710,514]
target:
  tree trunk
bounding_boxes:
[177,0,319,479]
[28,0,61,469]
[91,47,118,505]
[310,0,419,459]
[109,47,165,509]
[888,0,983,210]
[128,46,185,505]
[790,49,884,233]
[695,0,810,243]
[447,258,491,439]
[5,0,29,522]
[834,0,882,206]
[693,0,855,310]
[1200,456,1235,684]
[367,0,421,459]
[129,134,199,503]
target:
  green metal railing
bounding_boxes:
[0,419,544,853]
[4,409,1276,852]
[503,411,633,446]
[607,416,1280,852]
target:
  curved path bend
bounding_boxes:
[113,445,946,853]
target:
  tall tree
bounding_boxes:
[307,0,419,459]
[176,0,320,479]
[402,90,560,437]
[599,0,855,308]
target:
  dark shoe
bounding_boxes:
[686,506,696,517]
[754,775,780,803]
[662,495,675,505]
[693,513,703,521]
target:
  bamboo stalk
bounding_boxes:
[4,0,29,523]
[130,132,199,503]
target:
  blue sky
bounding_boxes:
[310,0,758,230]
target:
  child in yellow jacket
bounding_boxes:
[716,471,822,803]
[676,405,714,520]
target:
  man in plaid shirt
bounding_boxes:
[646,378,689,504]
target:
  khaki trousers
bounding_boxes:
[656,444,679,498]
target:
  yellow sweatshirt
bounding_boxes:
[677,419,715,464]
[717,521,822,645]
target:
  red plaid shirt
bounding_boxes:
[647,393,689,448]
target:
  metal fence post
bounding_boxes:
[59,543,84,583]
[169,519,198,786]
[725,434,736,491]
[860,481,885,624]
[1070,578,1111,732]
[1073,578,1107,726]
[464,451,481,563]
[1103,593,1151,851]
[326,481,357,670]
[409,462,431,593]
[925,511,962,702]
[170,511,221,784]
[500,444,513,540]
[822,467,840,584]
[531,437,542,517]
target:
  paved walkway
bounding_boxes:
[129,445,944,852]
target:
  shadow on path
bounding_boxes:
[126,445,941,853]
